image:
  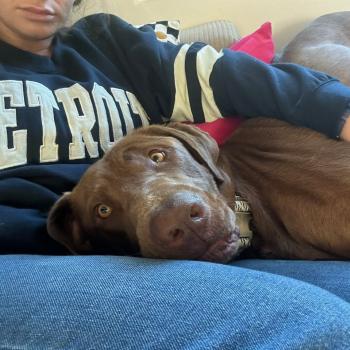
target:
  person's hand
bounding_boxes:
[340,117,350,141]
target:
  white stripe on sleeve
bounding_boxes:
[170,44,194,122]
[171,44,224,123]
[196,45,224,121]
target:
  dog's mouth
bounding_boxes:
[199,229,240,263]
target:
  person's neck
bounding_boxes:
[12,38,53,57]
[0,31,53,57]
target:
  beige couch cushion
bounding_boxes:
[180,20,240,50]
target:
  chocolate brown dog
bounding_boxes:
[47,12,350,263]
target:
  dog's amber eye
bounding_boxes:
[149,150,166,163]
[96,204,112,219]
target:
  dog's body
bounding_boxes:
[47,12,350,263]
[222,118,350,260]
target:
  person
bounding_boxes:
[1,2,350,349]
[0,0,350,250]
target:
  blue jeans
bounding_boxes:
[0,255,349,349]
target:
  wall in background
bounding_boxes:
[72,0,350,49]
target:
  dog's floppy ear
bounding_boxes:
[143,122,225,184]
[47,193,93,254]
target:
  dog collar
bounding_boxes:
[234,194,253,255]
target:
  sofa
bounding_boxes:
[1,17,349,350]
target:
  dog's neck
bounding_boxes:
[217,154,255,256]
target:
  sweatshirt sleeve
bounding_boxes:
[78,14,350,139]
[210,49,350,138]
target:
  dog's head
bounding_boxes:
[47,123,240,263]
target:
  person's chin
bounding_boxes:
[21,23,60,41]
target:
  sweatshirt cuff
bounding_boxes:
[294,80,350,139]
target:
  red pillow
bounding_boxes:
[195,22,275,145]
[230,22,274,63]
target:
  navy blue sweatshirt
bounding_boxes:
[1,13,350,253]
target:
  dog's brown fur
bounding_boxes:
[47,12,350,263]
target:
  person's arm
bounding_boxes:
[167,42,350,139]
[340,116,350,141]
[84,14,350,139]
[208,49,350,139]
